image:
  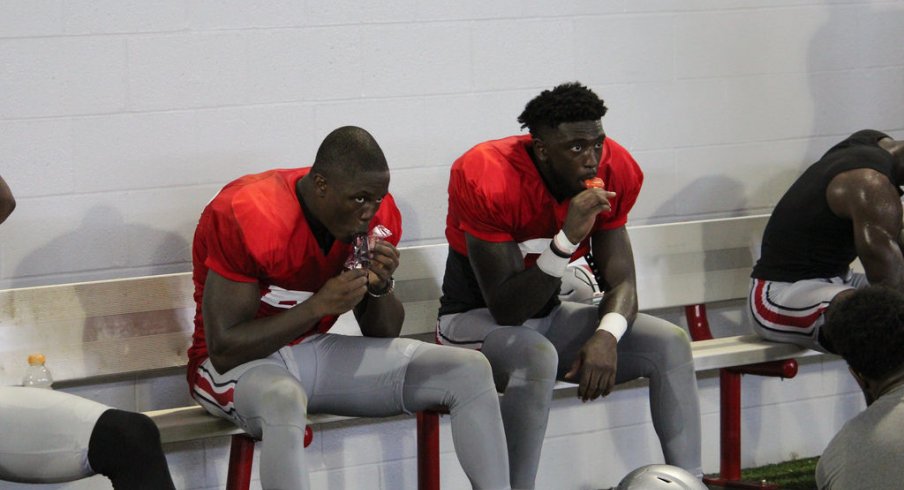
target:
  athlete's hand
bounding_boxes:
[367,239,399,292]
[562,188,616,245]
[311,269,368,317]
[564,330,618,402]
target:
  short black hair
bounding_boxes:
[824,286,904,379]
[517,82,608,135]
[312,126,388,178]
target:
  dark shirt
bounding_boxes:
[752,130,900,282]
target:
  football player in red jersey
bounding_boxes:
[438,83,702,488]
[189,126,510,490]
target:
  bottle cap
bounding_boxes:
[27,353,46,366]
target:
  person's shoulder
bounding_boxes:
[448,136,531,225]
[452,135,529,197]
[830,166,897,196]
[455,135,529,171]
[228,169,303,239]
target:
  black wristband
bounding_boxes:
[549,240,573,259]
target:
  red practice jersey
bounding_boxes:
[446,134,642,261]
[187,168,402,385]
[439,134,642,316]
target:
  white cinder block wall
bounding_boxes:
[1,1,902,489]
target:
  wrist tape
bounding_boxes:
[596,312,628,342]
[536,230,578,277]
[553,229,578,255]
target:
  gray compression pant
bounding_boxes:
[0,387,107,482]
[438,303,702,489]
[193,334,510,490]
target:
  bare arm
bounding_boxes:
[590,225,639,324]
[827,168,904,290]
[354,239,405,337]
[466,233,562,325]
[564,225,638,401]
[203,268,368,373]
[467,186,616,325]
[0,175,15,224]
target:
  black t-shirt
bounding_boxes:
[752,129,900,282]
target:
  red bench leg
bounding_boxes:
[686,304,793,490]
[718,368,743,481]
[417,410,441,490]
[226,434,255,490]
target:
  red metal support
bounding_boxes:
[685,304,714,341]
[304,425,313,447]
[730,359,798,379]
[225,434,256,490]
[417,410,442,490]
[718,369,743,481]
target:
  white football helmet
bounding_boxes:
[616,464,707,490]
[559,257,603,304]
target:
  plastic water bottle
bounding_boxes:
[22,353,53,389]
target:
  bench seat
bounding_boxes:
[147,332,819,446]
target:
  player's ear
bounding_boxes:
[533,137,548,161]
[312,173,328,197]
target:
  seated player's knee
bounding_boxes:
[650,321,693,367]
[528,344,559,381]
[484,327,558,384]
[108,410,160,447]
[230,366,308,441]
[431,348,498,408]
[457,349,496,391]
[254,376,309,426]
[90,410,164,469]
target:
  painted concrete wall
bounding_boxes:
[3,0,903,288]
[1,1,900,488]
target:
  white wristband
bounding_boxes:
[553,229,579,255]
[535,244,570,277]
[596,312,628,342]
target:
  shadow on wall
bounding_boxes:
[12,204,190,289]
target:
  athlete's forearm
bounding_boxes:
[484,267,562,326]
[356,293,404,337]
[207,302,323,373]
[597,281,638,325]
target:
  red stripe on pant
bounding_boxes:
[752,279,826,329]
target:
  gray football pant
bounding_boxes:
[439,303,702,489]
[224,335,510,490]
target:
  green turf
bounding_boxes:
[707,457,820,490]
